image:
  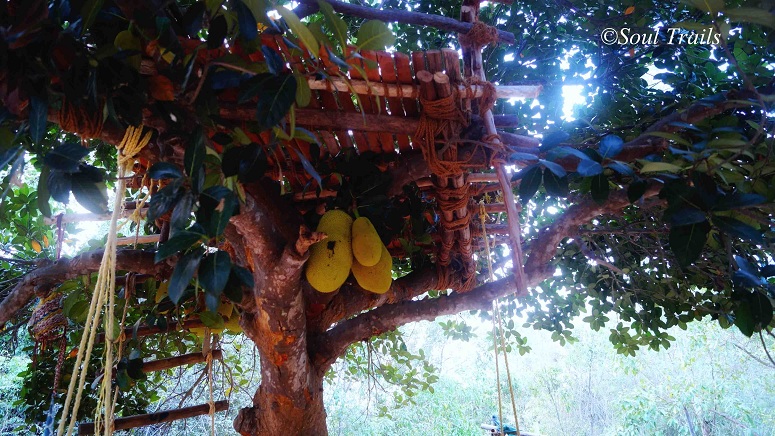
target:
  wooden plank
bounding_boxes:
[426,49,443,73]
[395,52,419,150]
[347,48,383,154]
[295,108,418,134]
[377,51,410,152]
[411,51,426,76]
[77,401,229,435]
[362,50,396,154]
[442,48,462,83]
[316,47,353,152]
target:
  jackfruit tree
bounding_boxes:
[0,0,773,435]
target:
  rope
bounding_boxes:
[459,21,499,50]
[59,96,104,139]
[480,201,521,436]
[57,126,151,436]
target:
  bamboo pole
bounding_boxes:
[77,401,229,435]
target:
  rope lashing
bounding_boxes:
[480,200,521,436]
[59,96,105,139]
[459,21,499,50]
[57,126,151,436]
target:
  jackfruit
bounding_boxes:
[317,209,353,237]
[351,244,393,294]
[352,217,382,267]
[305,210,354,293]
[224,313,242,334]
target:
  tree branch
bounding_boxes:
[297,0,515,45]
[311,183,662,369]
[0,250,165,327]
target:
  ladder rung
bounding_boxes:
[77,400,228,435]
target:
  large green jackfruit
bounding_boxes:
[351,244,393,294]
[352,217,382,267]
[305,210,353,293]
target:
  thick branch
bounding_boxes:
[297,0,515,44]
[0,250,164,327]
[311,184,662,368]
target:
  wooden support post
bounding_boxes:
[459,0,530,296]
[77,401,229,435]
[142,349,223,373]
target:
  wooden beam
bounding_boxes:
[297,0,516,45]
[116,234,161,246]
[95,319,205,344]
[77,401,229,435]
[306,77,541,100]
[43,208,148,225]
[142,349,223,373]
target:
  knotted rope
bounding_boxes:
[57,126,152,436]
[459,21,499,51]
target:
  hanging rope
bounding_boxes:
[57,126,152,436]
[480,200,521,436]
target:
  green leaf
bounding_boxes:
[598,135,624,159]
[539,159,566,178]
[255,74,297,131]
[29,94,48,144]
[167,248,204,305]
[184,128,206,179]
[70,169,108,214]
[207,14,227,49]
[198,186,239,237]
[233,0,258,41]
[170,190,195,233]
[713,192,765,211]
[148,162,183,179]
[645,131,691,146]
[748,292,773,328]
[318,0,348,48]
[543,168,569,198]
[147,178,183,222]
[518,165,542,203]
[713,215,764,243]
[356,20,395,51]
[294,71,311,107]
[734,300,755,337]
[725,7,775,28]
[44,142,90,173]
[155,231,203,263]
[80,0,105,35]
[669,221,710,268]
[37,166,52,217]
[590,174,609,204]
[199,250,232,312]
[685,0,724,14]
[276,6,320,57]
[639,161,684,173]
[577,159,603,177]
[199,310,225,329]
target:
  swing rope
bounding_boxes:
[480,200,521,436]
[57,126,152,436]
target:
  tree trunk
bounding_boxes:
[234,301,329,436]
